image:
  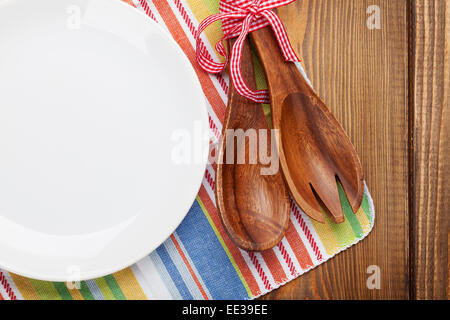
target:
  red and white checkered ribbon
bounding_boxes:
[195,0,300,104]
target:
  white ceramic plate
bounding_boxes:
[0,0,209,281]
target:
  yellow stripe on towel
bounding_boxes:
[113,268,147,300]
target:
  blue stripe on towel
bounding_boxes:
[174,200,249,299]
[156,245,193,300]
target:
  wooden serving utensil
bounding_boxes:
[215,38,290,251]
[250,26,364,223]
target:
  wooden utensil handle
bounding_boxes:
[250,26,310,99]
[227,38,263,123]
[229,37,258,91]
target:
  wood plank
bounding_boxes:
[259,0,410,299]
[413,0,449,300]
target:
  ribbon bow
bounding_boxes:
[195,0,300,104]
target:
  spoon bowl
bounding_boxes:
[215,38,290,251]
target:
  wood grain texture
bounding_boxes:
[259,0,410,299]
[413,0,449,300]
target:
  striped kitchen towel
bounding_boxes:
[0,0,375,300]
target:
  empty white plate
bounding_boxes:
[0,0,209,281]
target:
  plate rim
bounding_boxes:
[0,0,209,281]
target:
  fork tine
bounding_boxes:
[296,185,326,223]
[311,179,344,224]
[336,170,364,214]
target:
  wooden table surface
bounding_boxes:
[258,0,449,300]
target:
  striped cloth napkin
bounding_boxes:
[0,0,375,300]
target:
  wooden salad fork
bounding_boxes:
[250,26,364,223]
[215,38,290,251]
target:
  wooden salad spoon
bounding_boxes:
[250,26,364,223]
[215,38,290,251]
